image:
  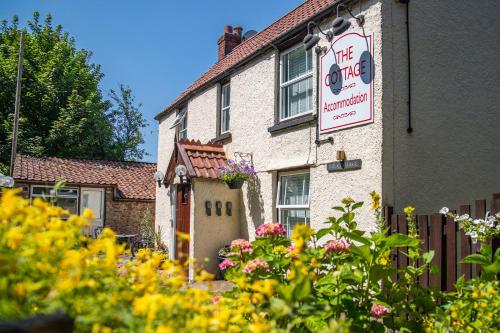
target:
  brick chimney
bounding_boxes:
[218,25,243,61]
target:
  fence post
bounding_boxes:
[491,194,500,254]
[474,199,487,277]
[430,213,444,290]
[418,215,429,287]
[398,215,408,271]
[459,205,472,280]
[445,211,457,291]
[391,214,399,282]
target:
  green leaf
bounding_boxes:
[293,278,312,301]
[332,206,345,212]
[345,230,371,246]
[305,316,328,332]
[351,201,364,210]
[422,250,434,264]
[384,234,420,248]
[316,228,331,240]
[350,244,372,262]
[460,253,490,265]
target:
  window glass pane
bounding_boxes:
[32,187,52,196]
[54,197,78,215]
[279,173,310,206]
[282,46,311,83]
[281,209,310,235]
[281,76,312,119]
[222,84,230,108]
[221,108,230,133]
[57,188,79,197]
[177,106,187,139]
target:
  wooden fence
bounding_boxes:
[384,193,500,291]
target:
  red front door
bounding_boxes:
[175,184,191,264]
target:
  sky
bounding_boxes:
[0,0,304,163]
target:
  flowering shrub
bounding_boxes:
[222,195,437,332]
[440,207,500,244]
[255,223,286,237]
[0,190,271,332]
[218,159,256,183]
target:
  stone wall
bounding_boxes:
[104,188,155,235]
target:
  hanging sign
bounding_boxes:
[320,32,374,133]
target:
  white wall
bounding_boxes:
[383,0,500,214]
[156,0,385,244]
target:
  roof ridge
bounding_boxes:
[16,154,157,166]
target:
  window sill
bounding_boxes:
[210,132,232,143]
[268,114,316,134]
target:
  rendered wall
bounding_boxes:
[191,178,241,275]
[156,0,384,243]
[382,0,500,214]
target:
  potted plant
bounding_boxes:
[218,159,256,189]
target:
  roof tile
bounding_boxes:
[13,155,156,200]
[156,0,337,119]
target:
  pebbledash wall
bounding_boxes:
[156,0,500,254]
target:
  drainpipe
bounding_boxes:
[400,0,412,133]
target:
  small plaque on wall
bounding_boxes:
[327,159,362,172]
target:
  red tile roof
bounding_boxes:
[181,140,227,179]
[13,154,156,200]
[155,0,338,120]
[164,140,227,184]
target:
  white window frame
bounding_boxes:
[177,106,188,139]
[276,170,311,235]
[279,43,313,122]
[220,82,230,134]
[31,185,79,214]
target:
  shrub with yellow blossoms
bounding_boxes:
[0,190,269,332]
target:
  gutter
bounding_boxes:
[155,0,356,121]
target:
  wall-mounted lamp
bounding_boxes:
[303,21,333,51]
[226,201,232,216]
[175,164,188,184]
[154,170,165,188]
[332,4,364,37]
[216,201,222,216]
[205,201,212,216]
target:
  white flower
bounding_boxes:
[439,207,449,215]
[487,215,495,222]
[496,224,500,231]
[487,220,495,228]
[496,212,500,219]
[470,231,478,239]
[473,219,482,225]
[479,226,486,233]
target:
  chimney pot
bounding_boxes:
[234,26,243,37]
[218,25,242,62]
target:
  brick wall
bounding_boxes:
[104,188,155,235]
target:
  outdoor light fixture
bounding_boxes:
[154,170,165,187]
[175,164,188,183]
[0,174,14,188]
[303,21,333,51]
[205,201,212,216]
[226,201,232,216]
[332,4,364,36]
[216,201,222,216]
[336,150,346,161]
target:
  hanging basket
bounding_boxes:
[226,179,245,189]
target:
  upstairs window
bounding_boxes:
[177,106,187,139]
[220,83,230,134]
[280,44,313,121]
[276,171,310,235]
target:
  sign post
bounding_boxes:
[319,33,374,134]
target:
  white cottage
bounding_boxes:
[154,0,500,277]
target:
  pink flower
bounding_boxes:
[255,223,286,237]
[323,239,350,254]
[371,304,389,318]
[230,239,253,255]
[218,258,238,271]
[242,258,270,274]
[211,294,220,304]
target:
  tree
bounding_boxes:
[0,12,148,172]
[108,84,147,161]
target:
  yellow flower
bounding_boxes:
[5,227,24,249]
[403,206,415,216]
[377,257,389,266]
[156,325,174,333]
[370,191,381,211]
